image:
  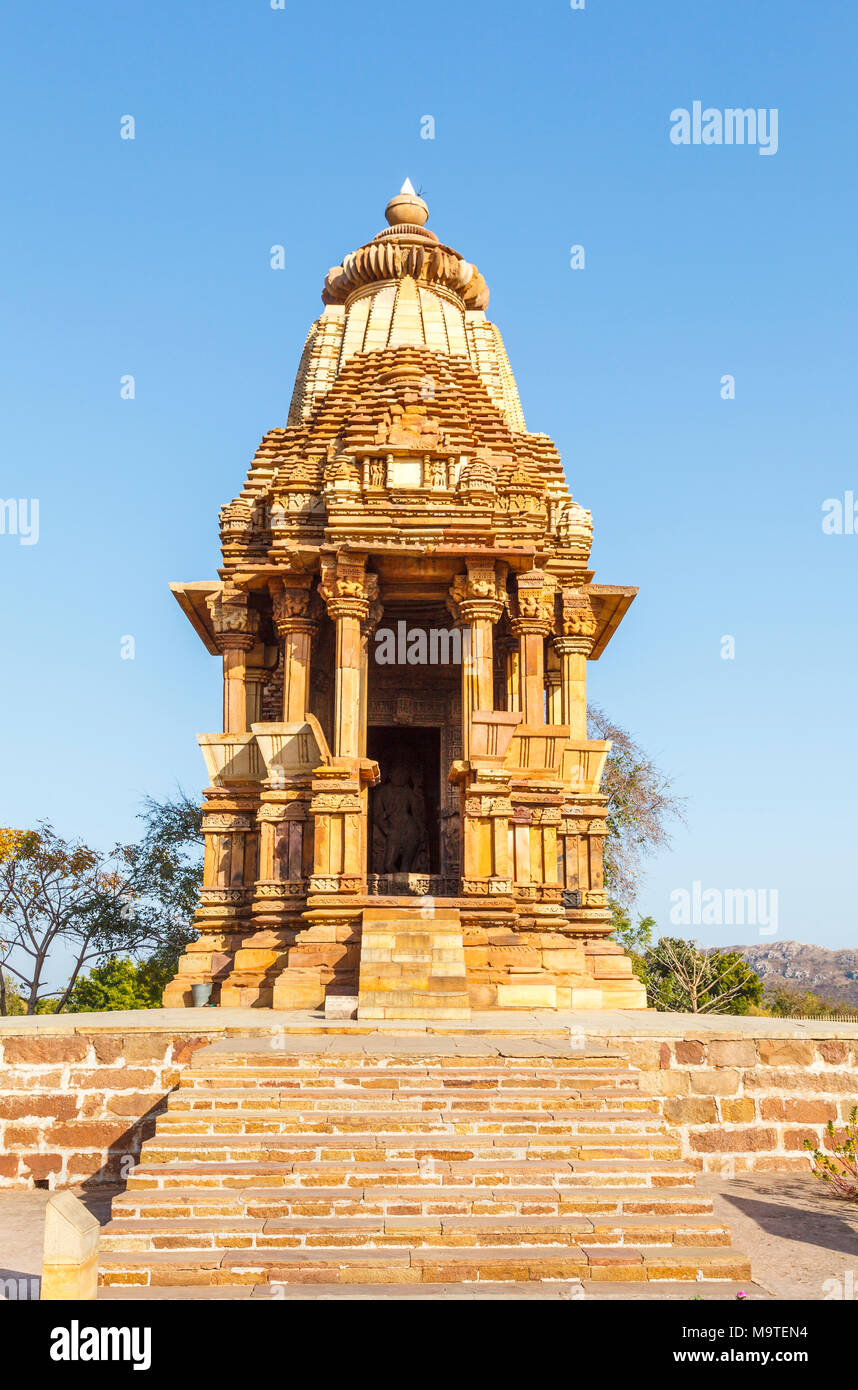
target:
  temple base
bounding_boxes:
[164,904,647,1012]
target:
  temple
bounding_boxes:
[164,180,647,1017]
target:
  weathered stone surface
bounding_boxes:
[709,1040,756,1068]
[3,1037,89,1065]
[757,1040,816,1068]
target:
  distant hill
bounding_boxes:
[730,940,858,1009]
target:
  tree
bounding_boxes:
[0,794,203,1016]
[588,707,683,908]
[608,902,655,987]
[64,957,168,1013]
[642,936,764,1014]
[123,791,203,982]
[0,823,157,1015]
[761,980,848,1018]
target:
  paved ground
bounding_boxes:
[3,1175,855,1301]
[2,1007,857,1039]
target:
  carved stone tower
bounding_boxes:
[165,180,647,1016]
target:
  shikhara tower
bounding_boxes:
[166,181,646,1016]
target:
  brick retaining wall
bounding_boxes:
[613,1033,858,1173]
[0,1015,856,1187]
[0,1030,213,1188]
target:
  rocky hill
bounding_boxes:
[731,940,858,1009]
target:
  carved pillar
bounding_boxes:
[319,555,378,760]
[555,588,597,738]
[271,575,318,723]
[447,559,505,760]
[545,643,563,724]
[359,590,384,759]
[509,570,555,724]
[206,585,261,734]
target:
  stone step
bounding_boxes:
[100,1212,732,1254]
[156,1108,669,1137]
[98,1244,751,1288]
[98,1281,585,1300]
[138,1134,683,1165]
[111,1184,716,1221]
[168,1087,652,1113]
[126,1158,697,1190]
[190,1041,627,1064]
[186,1060,638,1079]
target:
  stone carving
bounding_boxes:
[206,587,260,651]
[372,764,426,874]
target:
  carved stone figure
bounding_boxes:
[373,764,425,873]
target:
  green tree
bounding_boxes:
[608,902,655,986]
[121,791,203,982]
[64,957,169,1012]
[642,936,764,1014]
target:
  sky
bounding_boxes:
[1,0,856,958]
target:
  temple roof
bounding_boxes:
[288,181,526,432]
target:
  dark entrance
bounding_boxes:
[367,725,441,875]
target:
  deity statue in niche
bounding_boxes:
[410,766,430,873]
[372,764,425,873]
[273,821,291,881]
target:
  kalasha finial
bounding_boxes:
[385,177,429,228]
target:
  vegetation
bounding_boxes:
[64,957,171,1013]
[589,707,684,909]
[804,1106,858,1202]
[641,936,764,1014]
[759,980,854,1019]
[0,794,202,1015]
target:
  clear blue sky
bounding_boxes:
[1,1,856,952]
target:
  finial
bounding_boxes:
[385,178,429,228]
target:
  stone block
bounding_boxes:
[663,1097,718,1124]
[689,1127,777,1153]
[675,1040,706,1065]
[757,1040,815,1068]
[40,1191,100,1300]
[569,987,603,1010]
[323,996,358,1020]
[760,1099,837,1124]
[720,1098,756,1123]
[689,1069,740,1096]
[496,984,557,1009]
[271,971,324,1010]
[2,1037,89,1065]
[708,1040,756,1068]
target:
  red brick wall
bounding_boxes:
[616,1034,858,1173]
[0,1031,211,1188]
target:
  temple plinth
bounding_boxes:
[164,181,646,1014]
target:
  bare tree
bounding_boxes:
[644,936,763,1014]
[588,706,684,907]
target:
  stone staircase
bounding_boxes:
[357,906,470,1021]
[98,1038,751,1297]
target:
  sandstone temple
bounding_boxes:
[165,181,646,1018]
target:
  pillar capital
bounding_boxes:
[319,554,378,624]
[509,568,555,638]
[556,587,597,658]
[207,584,260,653]
[270,574,319,638]
[446,559,506,627]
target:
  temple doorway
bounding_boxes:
[367,725,441,875]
